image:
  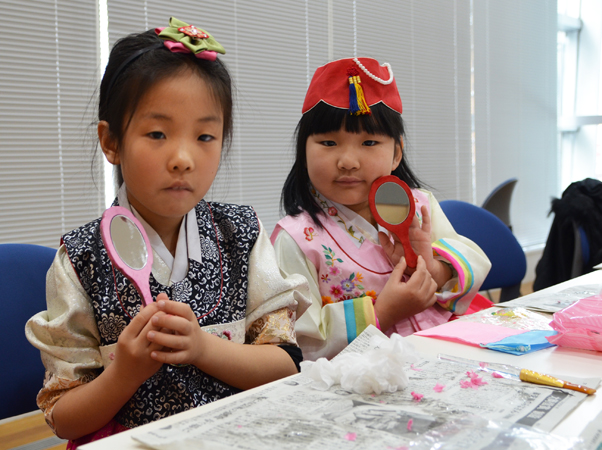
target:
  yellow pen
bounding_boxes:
[519,369,596,395]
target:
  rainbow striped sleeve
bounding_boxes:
[342,297,377,344]
[432,239,475,312]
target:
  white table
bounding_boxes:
[82,271,602,449]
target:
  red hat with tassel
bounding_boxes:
[302,57,402,115]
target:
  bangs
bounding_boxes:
[300,101,403,142]
[283,98,419,226]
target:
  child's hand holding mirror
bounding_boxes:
[369,175,418,269]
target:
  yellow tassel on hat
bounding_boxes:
[353,75,370,115]
[348,73,371,115]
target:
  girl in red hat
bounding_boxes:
[271,57,491,361]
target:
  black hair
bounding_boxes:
[281,101,422,227]
[96,29,233,190]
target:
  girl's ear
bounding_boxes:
[98,121,120,165]
[392,137,403,171]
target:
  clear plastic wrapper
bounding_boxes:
[457,307,553,330]
[547,295,602,352]
[406,415,583,449]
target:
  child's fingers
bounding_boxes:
[156,292,170,302]
[411,256,438,304]
[421,205,430,225]
[414,254,427,271]
[420,205,432,233]
[150,348,184,365]
[138,312,168,344]
[156,297,195,319]
[406,256,431,288]
[150,312,189,335]
[123,303,162,338]
[148,330,187,351]
[391,257,407,281]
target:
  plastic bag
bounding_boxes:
[547,295,602,352]
[407,415,583,450]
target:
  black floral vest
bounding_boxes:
[62,200,259,429]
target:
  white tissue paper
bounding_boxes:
[300,333,419,395]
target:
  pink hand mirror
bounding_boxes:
[100,206,154,307]
[369,175,418,269]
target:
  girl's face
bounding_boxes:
[306,127,402,225]
[99,70,223,236]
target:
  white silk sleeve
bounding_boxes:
[272,229,376,361]
[25,246,103,380]
[424,190,492,315]
[25,246,102,430]
[245,221,311,341]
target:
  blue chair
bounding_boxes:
[0,243,56,419]
[481,178,518,230]
[440,200,526,302]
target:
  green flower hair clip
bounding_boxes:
[155,17,225,61]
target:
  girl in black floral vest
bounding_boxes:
[26,18,309,449]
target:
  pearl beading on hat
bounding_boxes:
[353,58,394,85]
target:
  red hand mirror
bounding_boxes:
[369,175,418,268]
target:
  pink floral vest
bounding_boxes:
[274,189,452,336]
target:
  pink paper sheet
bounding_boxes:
[414,320,526,347]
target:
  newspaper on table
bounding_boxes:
[497,285,602,313]
[132,326,598,450]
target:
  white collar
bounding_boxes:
[117,184,202,283]
[313,189,380,247]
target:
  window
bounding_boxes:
[0,1,103,247]
[557,0,602,186]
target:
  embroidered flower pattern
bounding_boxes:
[330,285,343,298]
[340,279,355,292]
[323,245,343,267]
[365,290,378,301]
[312,190,364,244]
[322,296,333,306]
[320,246,371,302]
[205,327,233,340]
[304,227,316,241]
[98,313,127,342]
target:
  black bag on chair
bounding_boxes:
[534,178,602,291]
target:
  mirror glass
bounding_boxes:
[374,182,411,225]
[110,215,148,270]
